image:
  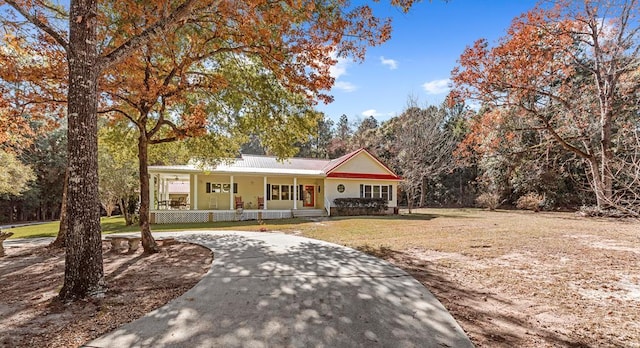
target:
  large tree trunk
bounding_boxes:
[59,0,104,301]
[50,168,69,248]
[138,133,159,254]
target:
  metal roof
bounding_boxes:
[149,150,400,179]
[149,154,331,177]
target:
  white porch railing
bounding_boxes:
[152,209,293,224]
[154,211,209,224]
[324,196,331,216]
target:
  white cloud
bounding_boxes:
[422,79,451,95]
[380,56,398,70]
[334,81,358,92]
[329,55,349,79]
[326,52,357,92]
[362,109,382,117]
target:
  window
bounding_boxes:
[364,185,372,198]
[360,184,393,201]
[267,184,294,200]
[337,184,345,193]
[271,185,280,200]
[207,182,235,193]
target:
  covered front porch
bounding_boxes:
[149,170,328,224]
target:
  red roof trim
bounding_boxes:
[327,172,401,180]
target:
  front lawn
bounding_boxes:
[6,216,310,239]
[290,209,640,348]
[6,208,639,347]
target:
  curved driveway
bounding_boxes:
[86,231,473,348]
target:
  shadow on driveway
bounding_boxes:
[85,231,473,348]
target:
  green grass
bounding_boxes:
[6,215,313,239]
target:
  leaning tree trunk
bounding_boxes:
[50,168,69,248]
[119,198,132,226]
[587,157,611,210]
[59,0,105,301]
[138,132,159,254]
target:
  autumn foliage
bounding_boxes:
[450,0,640,213]
[1,0,419,298]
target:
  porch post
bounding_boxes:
[193,174,198,210]
[158,177,163,202]
[263,176,268,210]
[230,175,234,209]
[150,174,155,210]
[293,177,297,210]
[163,178,168,201]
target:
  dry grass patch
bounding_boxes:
[290,209,640,348]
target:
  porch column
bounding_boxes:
[193,174,198,210]
[263,176,268,210]
[163,178,168,201]
[229,175,234,209]
[293,177,297,210]
[150,174,155,210]
[158,177,163,202]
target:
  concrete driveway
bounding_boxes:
[85,231,473,348]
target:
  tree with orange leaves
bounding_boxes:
[2,0,420,300]
[451,0,640,214]
[101,46,323,253]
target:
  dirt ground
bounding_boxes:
[0,240,212,348]
[358,216,640,348]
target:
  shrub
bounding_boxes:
[516,192,545,212]
[476,192,500,210]
[333,198,388,216]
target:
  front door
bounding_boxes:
[303,185,315,207]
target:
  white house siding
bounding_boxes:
[324,178,398,210]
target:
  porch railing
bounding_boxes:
[324,196,331,216]
[152,209,293,224]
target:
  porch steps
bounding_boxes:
[292,209,326,218]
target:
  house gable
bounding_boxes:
[325,149,400,180]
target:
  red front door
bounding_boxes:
[303,185,315,207]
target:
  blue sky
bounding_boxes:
[317,0,539,123]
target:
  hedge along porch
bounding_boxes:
[148,148,401,223]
